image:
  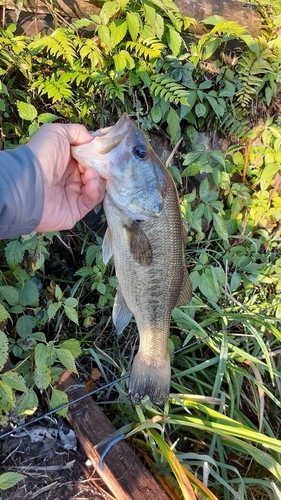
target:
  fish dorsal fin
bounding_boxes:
[112,288,132,335]
[124,220,153,267]
[102,228,113,264]
[176,269,192,307]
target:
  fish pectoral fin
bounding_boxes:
[124,221,153,267]
[102,228,113,264]
[176,268,192,307]
[112,288,132,335]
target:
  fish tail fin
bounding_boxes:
[129,352,170,405]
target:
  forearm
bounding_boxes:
[0,146,44,239]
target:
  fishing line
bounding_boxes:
[0,374,128,440]
[0,326,231,441]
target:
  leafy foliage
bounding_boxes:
[1,0,281,497]
[0,472,25,490]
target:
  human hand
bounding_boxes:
[26,123,106,232]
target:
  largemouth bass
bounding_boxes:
[72,115,192,404]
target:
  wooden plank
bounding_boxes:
[58,371,170,500]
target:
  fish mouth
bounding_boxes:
[95,114,134,154]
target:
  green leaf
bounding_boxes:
[16,315,36,338]
[155,12,164,39]
[189,270,200,291]
[0,303,10,321]
[34,361,51,389]
[98,24,111,48]
[0,380,15,411]
[230,271,242,291]
[56,348,78,373]
[212,212,228,241]
[64,297,78,308]
[30,331,46,342]
[199,252,208,265]
[2,372,27,393]
[120,49,135,70]
[195,103,207,117]
[143,2,156,26]
[0,330,9,371]
[199,80,213,90]
[99,0,120,24]
[109,19,127,49]
[199,270,218,302]
[55,285,63,301]
[167,107,180,143]
[126,12,141,41]
[260,163,279,191]
[38,113,60,124]
[185,90,197,109]
[168,166,182,186]
[17,388,38,416]
[210,150,225,166]
[97,282,107,295]
[199,177,210,200]
[231,197,244,219]
[0,286,19,306]
[0,472,26,490]
[203,15,224,26]
[50,387,69,417]
[18,281,39,306]
[60,339,81,359]
[167,25,182,56]
[150,103,163,123]
[16,101,37,121]
[28,123,39,136]
[35,343,48,365]
[5,240,24,268]
[183,151,202,166]
[113,52,127,73]
[202,37,221,60]
[64,305,79,325]
[47,302,61,320]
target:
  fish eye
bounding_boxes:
[133,144,147,159]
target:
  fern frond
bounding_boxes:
[34,76,73,103]
[236,39,277,107]
[150,75,189,105]
[30,28,76,66]
[126,38,166,59]
[79,39,104,70]
[220,106,249,138]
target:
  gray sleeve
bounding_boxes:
[0,145,44,239]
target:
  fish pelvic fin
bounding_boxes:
[129,352,170,405]
[102,227,113,264]
[112,288,132,335]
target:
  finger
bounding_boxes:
[63,123,94,146]
[80,177,106,214]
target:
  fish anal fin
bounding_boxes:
[176,269,192,307]
[129,352,170,405]
[102,228,113,264]
[112,288,132,335]
[124,221,153,267]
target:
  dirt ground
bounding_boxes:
[0,419,116,500]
